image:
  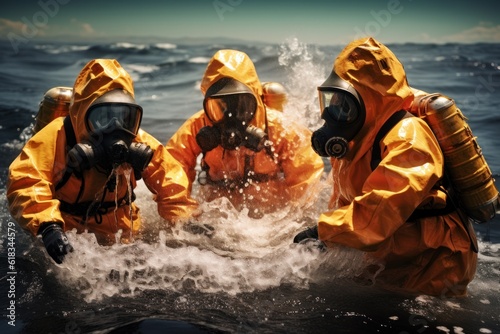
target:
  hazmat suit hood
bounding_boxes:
[70,59,136,143]
[200,50,266,129]
[333,37,414,160]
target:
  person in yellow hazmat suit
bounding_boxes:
[166,49,324,219]
[7,59,198,264]
[293,37,478,297]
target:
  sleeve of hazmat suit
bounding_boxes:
[138,129,199,221]
[7,119,67,236]
[165,110,205,189]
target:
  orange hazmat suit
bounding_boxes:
[166,50,324,216]
[7,59,197,245]
[317,38,477,296]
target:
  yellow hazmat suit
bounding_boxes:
[317,38,477,296]
[7,59,197,245]
[166,50,324,216]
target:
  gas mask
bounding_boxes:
[311,71,366,158]
[67,90,153,176]
[196,78,269,152]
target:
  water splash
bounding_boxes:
[50,180,372,303]
[114,165,135,241]
[278,37,329,130]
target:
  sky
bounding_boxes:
[1,0,500,46]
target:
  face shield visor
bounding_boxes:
[204,93,257,124]
[318,89,361,124]
[86,102,143,136]
[203,77,257,125]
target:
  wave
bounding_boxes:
[154,42,177,50]
[34,43,92,54]
[188,56,210,64]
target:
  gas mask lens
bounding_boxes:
[87,103,143,135]
[203,93,257,124]
[319,90,359,123]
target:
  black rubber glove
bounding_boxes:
[39,223,74,264]
[293,225,319,243]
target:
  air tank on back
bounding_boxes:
[33,86,73,134]
[262,82,287,112]
[409,90,499,223]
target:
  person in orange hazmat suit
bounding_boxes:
[293,37,477,297]
[166,49,324,219]
[7,59,198,264]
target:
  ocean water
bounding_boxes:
[0,38,499,333]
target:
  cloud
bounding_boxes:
[444,22,500,43]
[0,18,24,34]
[70,18,95,35]
[0,17,48,38]
[0,17,96,40]
[81,23,95,34]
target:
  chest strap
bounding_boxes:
[56,116,78,191]
[370,110,410,171]
[59,192,135,224]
